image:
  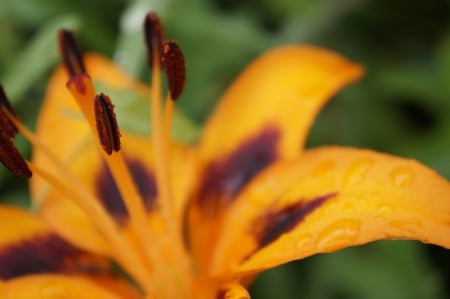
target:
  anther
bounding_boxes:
[58,29,86,77]
[0,85,18,138]
[94,93,121,155]
[0,132,32,178]
[161,40,186,100]
[143,12,164,68]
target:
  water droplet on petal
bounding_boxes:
[343,158,373,187]
[377,203,394,217]
[296,233,313,252]
[389,218,424,231]
[390,166,415,188]
[316,219,361,251]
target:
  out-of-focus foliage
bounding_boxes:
[0,0,449,298]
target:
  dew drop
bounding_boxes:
[390,166,415,188]
[316,219,361,251]
[295,233,313,252]
[377,203,394,217]
[343,157,373,187]
[389,218,424,231]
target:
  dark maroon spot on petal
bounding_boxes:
[255,193,336,249]
[96,158,158,224]
[127,159,158,211]
[0,234,108,280]
[194,126,280,214]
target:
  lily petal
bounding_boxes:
[211,147,450,276]
[192,279,250,299]
[1,274,140,299]
[187,45,363,274]
[216,281,251,299]
[0,205,48,247]
[199,45,363,162]
[0,206,114,281]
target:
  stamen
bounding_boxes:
[58,29,86,77]
[55,15,192,297]
[144,12,193,297]
[0,132,32,178]
[161,40,186,101]
[62,27,174,296]
[4,110,154,294]
[65,74,97,129]
[0,85,18,138]
[94,93,121,155]
[144,11,169,213]
[144,12,164,68]
[163,96,174,142]
[161,40,185,143]
[0,88,31,178]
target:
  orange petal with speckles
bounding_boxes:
[211,147,450,277]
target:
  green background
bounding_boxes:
[0,0,449,298]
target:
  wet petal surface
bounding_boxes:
[211,147,450,276]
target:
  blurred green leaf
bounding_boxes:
[308,241,444,299]
[163,0,271,121]
[0,189,30,208]
[1,15,80,102]
[252,241,445,299]
[435,35,450,99]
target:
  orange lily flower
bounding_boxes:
[1,12,450,299]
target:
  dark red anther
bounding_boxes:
[94,93,121,155]
[58,29,86,77]
[143,12,164,68]
[161,40,186,100]
[0,132,32,178]
[0,85,18,138]
[0,85,31,178]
